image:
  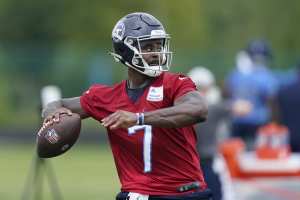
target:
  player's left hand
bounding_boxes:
[101,110,137,130]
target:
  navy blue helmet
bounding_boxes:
[246,39,272,59]
[110,12,172,77]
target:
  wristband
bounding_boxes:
[136,113,145,125]
[140,113,144,125]
[136,113,140,125]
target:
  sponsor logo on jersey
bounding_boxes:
[147,86,163,102]
[45,128,60,144]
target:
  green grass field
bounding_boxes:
[0,142,120,200]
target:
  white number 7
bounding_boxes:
[128,125,152,173]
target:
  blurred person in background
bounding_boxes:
[276,62,300,152]
[224,40,278,148]
[188,67,233,200]
[40,12,213,200]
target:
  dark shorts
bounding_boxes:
[115,189,212,200]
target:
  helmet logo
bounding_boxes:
[112,22,125,41]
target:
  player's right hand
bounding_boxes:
[101,110,137,130]
[43,107,72,125]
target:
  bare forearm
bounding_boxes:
[144,93,208,128]
[42,97,88,119]
[144,107,204,128]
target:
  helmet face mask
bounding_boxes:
[111,13,172,77]
[126,35,172,77]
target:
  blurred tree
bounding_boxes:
[0,0,300,125]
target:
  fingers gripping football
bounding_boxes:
[38,108,72,136]
[101,110,138,130]
[43,107,72,124]
[36,112,81,158]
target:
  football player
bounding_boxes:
[42,12,211,200]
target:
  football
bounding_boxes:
[36,113,81,158]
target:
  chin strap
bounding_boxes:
[108,51,122,62]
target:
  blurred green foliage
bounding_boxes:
[0,0,299,126]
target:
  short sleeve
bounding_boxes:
[80,85,96,117]
[80,84,110,120]
[172,74,197,100]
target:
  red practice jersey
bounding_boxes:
[80,72,207,195]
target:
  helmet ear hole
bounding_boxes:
[132,58,139,65]
[127,39,134,45]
